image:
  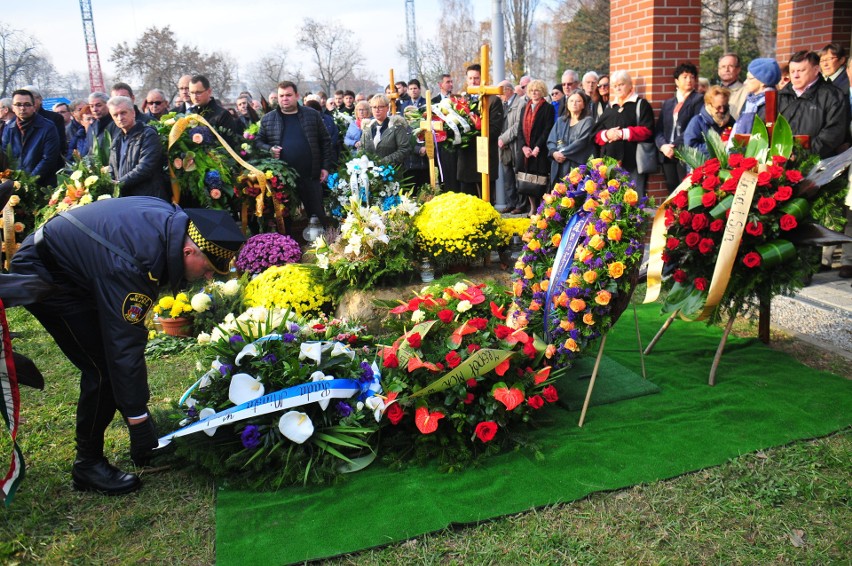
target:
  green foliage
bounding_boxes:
[556,0,610,81]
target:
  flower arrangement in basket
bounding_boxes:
[153,113,236,208]
[325,154,403,219]
[235,158,301,226]
[511,158,652,366]
[405,96,480,150]
[313,193,420,289]
[39,157,117,225]
[657,115,848,322]
[234,232,302,276]
[374,279,559,468]
[244,263,332,317]
[164,310,380,488]
[414,191,509,269]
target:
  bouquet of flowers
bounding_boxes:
[512,158,652,366]
[375,279,559,468]
[165,311,380,488]
[414,191,508,268]
[153,113,236,209]
[238,122,260,158]
[187,278,245,338]
[313,193,420,289]
[325,154,403,219]
[412,96,481,150]
[235,158,301,226]
[154,292,194,319]
[0,166,45,246]
[660,115,837,321]
[235,232,302,275]
[244,264,332,317]
[38,156,117,225]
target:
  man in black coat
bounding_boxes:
[457,64,504,200]
[107,96,168,199]
[257,80,333,226]
[85,92,114,157]
[777,50,849,158]
[0,198,244,495]
[654,63,704,193]
[189,74,244,146]
[22,85,67,173]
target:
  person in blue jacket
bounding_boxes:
[0,197,245,496]
[683,85,735,157]
[0,89,61,187]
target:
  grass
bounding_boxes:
[1,304,849,565]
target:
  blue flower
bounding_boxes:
[261,353,277,364]
[240,425,261,449]
[282,333,296,343]
[359,361,374,383]
[219,363,234,375]
[336,401,352,417]
[230,335,245,343]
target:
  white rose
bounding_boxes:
[70,170,83,181]
[84,175,99,187]
[97,195,112,201]
[196,332,211,344]
[221,279,241,297]
[8,195,20,207]
[79,194,93,205]
[457,300,472,313]
[191,293,212,312]
[411,309,425,323]
[453,282,468,293]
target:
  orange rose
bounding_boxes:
[554,182,567,195]
[513,280,523,297]
[568,170,582,185]
[608,261,625,278]
[583,270,597,284]
[606,225,623,242]
[595,290,612,305]
[599,209,614,223]
[540,279,549,292]
[544,206,556,218]
[598,190,611,202]
[524,265,535,279]
[545,344,557,358]
[529,300,541,311]
[583,313,595,325]
[569,298,586,312]
[589,235,605,251]
[551,233,562,246]
[527,239,541,252]
[531,282,541,293]
[536,219,548,230]
[543,194,555,204]
[560,319,575,331]
[556,291,569,307]
[624,189,639,206]
[583,199,599,212]
[577,248,593,262]
[564,338,580,352]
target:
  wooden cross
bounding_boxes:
[464,44,503,203]
[388,69,400,115]
[421,89,443,188]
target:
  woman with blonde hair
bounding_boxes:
[683,85,735,156]
[514,79,555,215]
[345,100,371,148]
[359,94,411,167]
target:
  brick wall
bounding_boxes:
[610,0,702,199]
[777,0,852,59]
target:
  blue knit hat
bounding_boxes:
[748,58,781,87]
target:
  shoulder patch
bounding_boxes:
[123,293,153,324]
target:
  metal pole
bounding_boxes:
[491,0,507,210]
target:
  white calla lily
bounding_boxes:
[234,343,260,366]
[278,411,314,444]
[365,396,385,422]
[329,342,355,360]
[299,342,323,363]
[228,373,265,405]
[199,407,217,436]
[310,371,333,409]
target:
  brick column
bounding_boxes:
[610,0,702,199]
[777,0,852,59]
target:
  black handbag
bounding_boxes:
[516,171,549,195]
[634,99,659,175]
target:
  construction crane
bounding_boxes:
[405,0,418,81]
[79,0,106,93]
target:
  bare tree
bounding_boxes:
[504,0,541,82]
[246,46,304,100]
[701,0,749,54]
[110,26,235,102]
[554,0,610,78]
[0,23,41,98]
[298,19,362,94]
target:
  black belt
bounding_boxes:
[33,227,61,273]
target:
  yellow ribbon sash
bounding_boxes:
[409,348,515,399]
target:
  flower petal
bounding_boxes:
[278,411,314,444]
[228,373,265,405]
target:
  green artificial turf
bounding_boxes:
[215,304,851,565]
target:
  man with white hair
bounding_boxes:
[144,89,170,120]
[581,72,599,98]
[86,91,113,155]
[107,96,168,199]
[0,98,14,141]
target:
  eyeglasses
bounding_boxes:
[598,83,610,89]
[370,105,388,110]
[562,82,576,88]
[551,92,560,96]
[820,56,838,63]
[13,103,34,108]
[146,100,165,105]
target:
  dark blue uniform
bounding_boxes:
[2,197,188,446]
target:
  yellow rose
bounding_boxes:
[551,233,562,246]
[560,197,575,208]
[540,279,549,291]
[524,265,535,279]
[598,190,611,202]
[564,338,580,352]
[543,194,555,204]
[586,223,598,236]
[607,225,623,242]
[599,209,614,223]
[608,261,625,278]
[624,189,639,206]
[544,207,556,218]
[584,180,597,194]
[567,273,582,288]
[553,182,567,195]
[583,270,597,284]
[568,169,582,185]
[527,239,541,252]
[589,234,605,251]
[583,199,599,212]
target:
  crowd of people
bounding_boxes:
[0,45,850,276]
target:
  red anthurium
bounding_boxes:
[468,317,488,331]
[449,321,478,347]
[414,406,444,434]
[533,366,551,385]
[495,358,511,376]
[490,301,507,320]
[503,328,531,346]
[492,383,525,411]
[389,302,410,314]
[495,325,513,339]
[407,356,440,373]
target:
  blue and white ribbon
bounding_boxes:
[543,211,590,341]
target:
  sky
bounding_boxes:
[4,0,510,92]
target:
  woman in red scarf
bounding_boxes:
[514,79,555,215]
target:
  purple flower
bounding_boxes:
[234,233,302,275]
[359,361,374,383]
[219,363,234,375]
[230,335,245,343]
[240,425,261,449]
[186,406,198,418]
[261,353,277,363]
[336,401,352,417]
[282,333,296,343]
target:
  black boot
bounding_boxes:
[72,439,140,495]
[127,418,159,467]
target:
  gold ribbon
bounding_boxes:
[167,115,276,228]
[409,348,515,399]
[642,177,693,305]
[644,170,760,321]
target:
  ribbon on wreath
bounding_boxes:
[0,300,24,506]
[643,170,760,321]
[543,211,591,341]
[167,115,279,234]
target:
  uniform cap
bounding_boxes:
[185,209,245,274]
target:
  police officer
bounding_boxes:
[0,196,245,495]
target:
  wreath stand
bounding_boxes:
[578,302,648,427]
